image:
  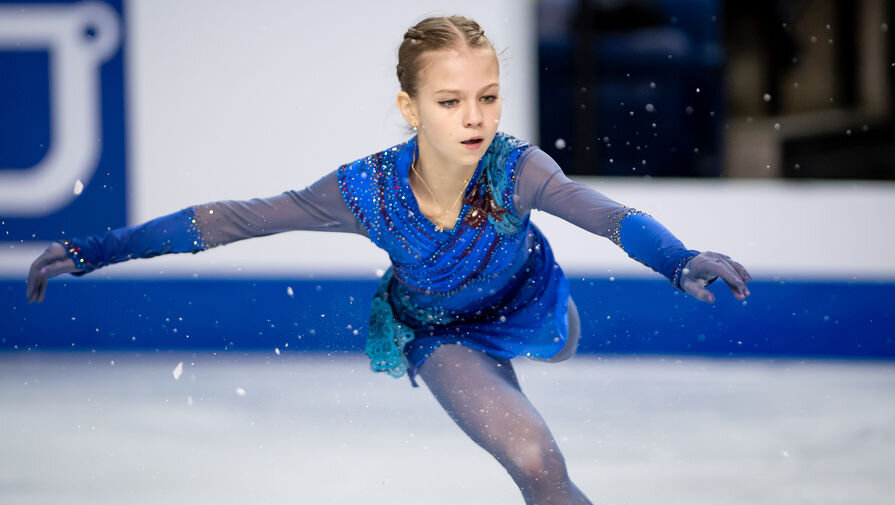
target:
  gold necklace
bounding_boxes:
[411,156,469,232]
[425,170,471,183]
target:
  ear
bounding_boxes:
[397,91,419,128]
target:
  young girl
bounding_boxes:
[27,15,751,505]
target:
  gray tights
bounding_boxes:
[417,298,592,505]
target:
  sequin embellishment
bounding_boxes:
[184,207,209,250]
[671,254,698,290]
[59,239,91,273]
[608,206,647,247]
[464,134,530,235]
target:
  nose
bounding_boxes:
[464,102,483,128]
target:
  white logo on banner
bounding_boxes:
[0,2,120,216]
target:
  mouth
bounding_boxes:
[460,137,484,149]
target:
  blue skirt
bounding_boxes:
[399,239,571,388]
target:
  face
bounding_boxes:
[399,46,501,170]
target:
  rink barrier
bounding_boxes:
[1,277,891,358]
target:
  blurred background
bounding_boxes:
[539,0,895,180]
[1,1,893,504]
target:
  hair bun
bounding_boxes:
[405,27,425,41]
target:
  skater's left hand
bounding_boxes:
[679,251,751,304]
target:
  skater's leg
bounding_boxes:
[418,343,592,505]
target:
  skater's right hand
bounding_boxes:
[27,242,79,303]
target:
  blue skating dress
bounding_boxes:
[338,133,570,387]
[59,132,699,389]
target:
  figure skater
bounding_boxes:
[27,15,751,504]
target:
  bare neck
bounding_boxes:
[414,141,477,197]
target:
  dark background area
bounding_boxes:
[537,0,895,180]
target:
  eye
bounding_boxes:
[481,95,499,104]
[438,99,459,108]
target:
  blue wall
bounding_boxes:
[2,277,892,358]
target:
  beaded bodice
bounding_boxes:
[338,133,533,302]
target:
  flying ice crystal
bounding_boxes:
[73,179,84,195]
[235,387,247,396]
[187,395,193,406]
[286,286,294,297]
[763,93,772,102]
[275,347,281,355]
[645,104,655,112]
[172,361,183,380]
[554,138,566,150]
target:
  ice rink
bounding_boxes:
[3,2,894,504]
[2,351,893,505]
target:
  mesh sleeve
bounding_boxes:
[513,148,699,288]
[192,169,367,248]
[59,170,367,275]
[513,148,627,239]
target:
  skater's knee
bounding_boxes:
[504,437,569,483]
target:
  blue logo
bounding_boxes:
[0,0,127,241]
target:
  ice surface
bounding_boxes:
[1,353,893,505]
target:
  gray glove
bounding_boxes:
[26,242,78,303]
[679,251,752,304]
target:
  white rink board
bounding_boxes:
[3,178,894,281]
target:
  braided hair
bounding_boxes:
[396,16,496,97]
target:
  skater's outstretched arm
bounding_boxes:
[514,148,751,303]
[26,170,363,302]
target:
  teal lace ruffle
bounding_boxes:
[366,269,416,378]
[488,212,522,236]
[482,134,528,236]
